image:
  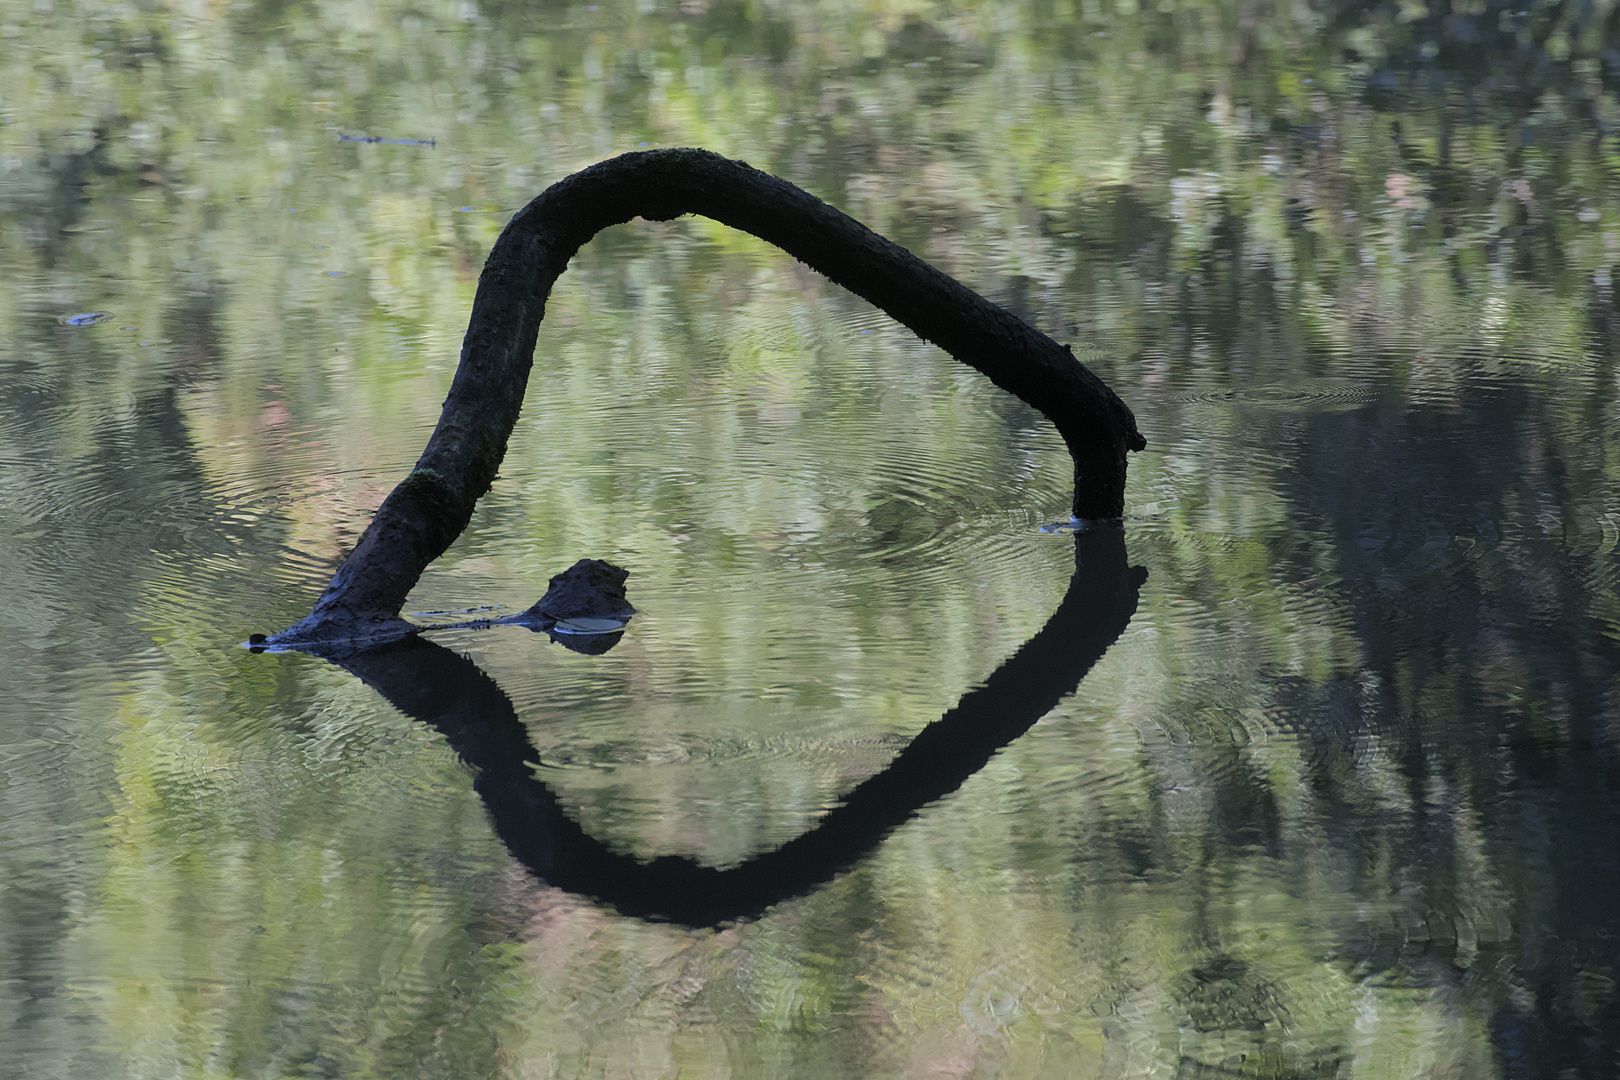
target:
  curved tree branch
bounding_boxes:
[269,148,1144,647]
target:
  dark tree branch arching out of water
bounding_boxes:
[269,148,1144,647]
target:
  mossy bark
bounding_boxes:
[268,148,1144,647]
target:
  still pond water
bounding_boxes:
[3,1,1619,1077]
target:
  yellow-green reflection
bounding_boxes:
[2,0,1618,1076]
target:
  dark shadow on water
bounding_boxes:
[330,530,1143,927]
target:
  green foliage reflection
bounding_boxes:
[2,0,1618,1076]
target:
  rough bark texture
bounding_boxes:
[510,558,635,625]
[268,148,1144,647]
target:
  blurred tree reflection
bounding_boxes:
[1,0,1618,1075]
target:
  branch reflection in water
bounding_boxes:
[330,530,1143,927]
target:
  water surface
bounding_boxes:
[2,1,1618,1077]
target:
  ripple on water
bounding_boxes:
[504,314,1077,608]
[58,311,115,326]
[1167,378,1379,412]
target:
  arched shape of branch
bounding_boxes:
[269,148,1144,647]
